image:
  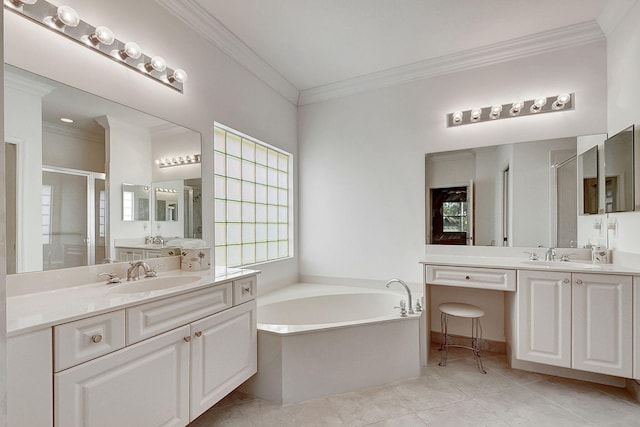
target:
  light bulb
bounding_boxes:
[168,69,188,83]
[552,93,571,110]
[145,56,167,72]
[9,0,38,7]
[470,108,482,122]
[530,97,547,113]
[451,111,463,125]
[56,5,80,27]
[88,26,115,46]
[509,101,524,116]
[490,105,502,119]
[120,42,142,60]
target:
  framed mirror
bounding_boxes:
[604,125,634,213]
[4,64,202,274]
[122,184,150,221]
[578,146,599,215]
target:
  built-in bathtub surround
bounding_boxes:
[241,283,422,404]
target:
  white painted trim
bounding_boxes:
[299,21,605,105]
[5,137,27,273]
[155,0,300,106]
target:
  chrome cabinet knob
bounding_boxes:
[575,279,583,285]
[563,278,570,284]
[91,334,103,344]
[184,336,191,343]
[195,331,202,337]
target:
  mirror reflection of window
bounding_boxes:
[123,191,134,221]
[431,186,468,245]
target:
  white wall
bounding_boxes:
[298,42,607,340]
[606,1,640,254]
[42,123,104,172]
[4,0,299,292]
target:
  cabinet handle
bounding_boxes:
[563,278,570,284]
[465,275,470,280]
[91,334,103,344]
[195,331,202,337]
[183,336,191,343]
[242,286,251,295]
[575,279,583,285]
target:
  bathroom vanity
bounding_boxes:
[421,252,640,385]
[6,265,258,426]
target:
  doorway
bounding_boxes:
[430,186,468,245]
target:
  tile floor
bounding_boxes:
[189,347,640,426]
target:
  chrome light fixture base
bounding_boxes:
[4,0,186,93]
[447,94,574,127]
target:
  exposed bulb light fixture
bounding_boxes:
[119,41,142,60]
[168,68,188,84]
[145,56,166,73]
[156,153,201,168]
[447,93,573,127]
[490,105,502,120]
[530,97,547,113]
[552,93,571,110]
[87,25,115,46]
[451,111,463,125]
[5,0,188,92]
[509,101,524,116]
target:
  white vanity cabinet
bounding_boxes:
[635,276,640,380]
[8,274,258,427]
[516,270,632,377]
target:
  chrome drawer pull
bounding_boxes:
[465,275,470,280]
[242,286,251,295]
[575,279,583,285]
[563,278,570,284]
[195,331,202,337]
[91,334,103,344]
[184,336,191,343]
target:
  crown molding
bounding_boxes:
[155,0,300,105]
[298,21,605,106]
[43,121,104,145]
[5,69,56,97]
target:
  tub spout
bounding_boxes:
[385,278,415,314]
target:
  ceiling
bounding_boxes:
[160,0,636,104]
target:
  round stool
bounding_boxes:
[438,302,486,374]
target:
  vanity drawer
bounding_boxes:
[54,310,126,372]
[426,265,516,291]
[127,283,232,345]
[233,276,256,305]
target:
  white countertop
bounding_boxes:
[7,267,259,337]
[420,255,640,275]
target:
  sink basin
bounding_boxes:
[111,276,200,293]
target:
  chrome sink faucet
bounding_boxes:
[127,261,151,281]
[386,278,415,314]
[545,247,556,262]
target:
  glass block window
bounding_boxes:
[122,190,134,222]
[214,123,291,267]
[442,201,468,232]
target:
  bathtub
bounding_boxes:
[241,283,422,404]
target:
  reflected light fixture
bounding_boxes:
[60,117,74,123]
[4,0,187,92]
[447,94,573,127]
[156,154,201,168]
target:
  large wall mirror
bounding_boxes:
[604,125,634,213]
[4,64,202,274]
[425,134,605,249]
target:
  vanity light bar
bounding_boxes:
[447,93,574,127]
[4,0,188,92]
[156,154,201,168]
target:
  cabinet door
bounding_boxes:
[55,325,191,427]
[8,329,53,427]
[516,270,571,367]
[572,273,632,377]
[190,300,257,421]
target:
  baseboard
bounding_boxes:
[430,331,506,354]
[626,379,640,403]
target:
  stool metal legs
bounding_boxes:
[438,312,487,374]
